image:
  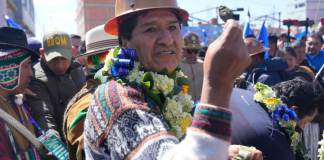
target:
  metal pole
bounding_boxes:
[305,18,309,36]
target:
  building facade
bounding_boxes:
[75,0,115,38]
[287,0,324,23]
[0,0,35,36]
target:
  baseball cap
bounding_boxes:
[43,31,72,61]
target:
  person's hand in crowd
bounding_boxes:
[201,19,251,107]
[23,88,37,96]
[228,145,263,160]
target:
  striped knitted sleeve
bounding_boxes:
[83,80,231,160]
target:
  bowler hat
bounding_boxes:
[104,0,189,35]
[0,27,37,56]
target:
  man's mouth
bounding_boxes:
[157,51,176,55]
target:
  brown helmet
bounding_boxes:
[183,32,202,49]
[104,0,189,35]
[244,37,269,56]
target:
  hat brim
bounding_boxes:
[44,51,72,62]
[76,46,118,58]
[249,47,269,57]
[104,7,189,35]
[0,42,39,59]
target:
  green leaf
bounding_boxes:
[141,72,154,89]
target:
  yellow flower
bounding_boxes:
[181,85,189,94]
[263,98,281,106]
[179,114,192,133]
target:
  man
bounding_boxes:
[231,79,323,160]
[0,27,46,159]
[179,32,203,101]
[26,31,86,138]
[63,24,119,160]
[268,35,284,58]
[242,37,288,87]
[305,34,324,72]
[83,0,251,159]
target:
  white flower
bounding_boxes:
[176,70,187,78]
[174,92,193,113]
[165,98,182,116]
[318,131,324,160]
[152,73,174,96]
[127,63,144,84]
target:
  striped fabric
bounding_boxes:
[84,80,232,159]
[191,104,232,141]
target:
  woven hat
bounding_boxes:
[0,27,35,91]
[104,0,189,35]
[78,25,118,58]
[244,37,269,56]
[43,31,72,61]
[183,32,202,49]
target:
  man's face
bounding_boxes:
[306,37,322,55]
[183,48,199,62]
[15,58,33,93]
[296,46,306,63]
[125,9,183,73]
[284,54,298,71]
[46,57,71,75]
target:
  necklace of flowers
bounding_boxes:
[318,131,324,160]
[254,82,308,160]
[101,47,193,138]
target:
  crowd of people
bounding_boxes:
[0,0,323,160]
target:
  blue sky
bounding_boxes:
[33,0,288,40]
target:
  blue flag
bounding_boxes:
[257,20,269,60]
[243,21,253,37]
[4,15,23,30]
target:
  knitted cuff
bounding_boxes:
[191,103,232,141]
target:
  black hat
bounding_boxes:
[0,27,37,56]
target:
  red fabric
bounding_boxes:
[0,121,13,160]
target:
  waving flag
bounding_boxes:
[257,20,269,60]
[4,15,23,30]
[244,21,253,37]
[243,9,253,38]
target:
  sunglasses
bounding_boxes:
[185,49,199,54]
[86,51,108,67]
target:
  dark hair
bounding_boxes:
[308,33,324,44]
[117,9,183,46]
[70,34,81,39]
[268,35,278,44]
[283,46,297,58]
[272,79,323,119]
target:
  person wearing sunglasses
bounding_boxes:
[179,32,204,101]
[63,24,119,160]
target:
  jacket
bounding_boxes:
[249,57,289,86]
[26,60,85,137]
[230,88,294,160]
[179,60,203,101]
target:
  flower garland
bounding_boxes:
[254,82,308,160]
[101,47,193,138]
[318,131,324,160]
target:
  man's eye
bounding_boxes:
[169,25,178,31]
[145,27,156,33]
